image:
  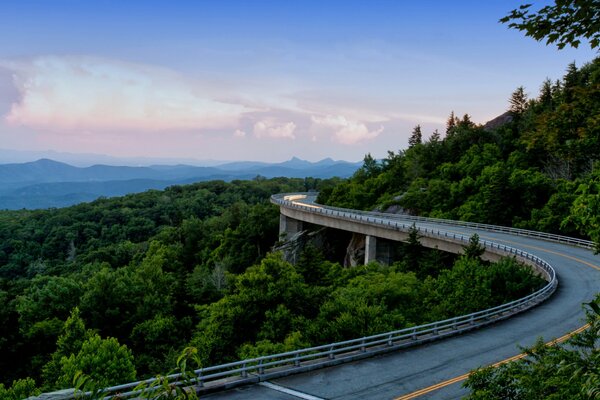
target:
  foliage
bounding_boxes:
[42,307,93,389]
[500,0,600,50]
[0,378,40,400]
[133,347,201,400]
[565,167,600,252]
[57,334,136,388]
[464,297,600,399]
[463,234,485,259]
[0,177,315,386]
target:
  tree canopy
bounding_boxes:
[500,0,600,50]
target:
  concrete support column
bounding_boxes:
[376,239,393,266]
[365,235,377,264]
[279,214,304,238]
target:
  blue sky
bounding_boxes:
[0,1,596,163]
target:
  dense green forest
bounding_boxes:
[1,54,599,400]
[0,170,546,397]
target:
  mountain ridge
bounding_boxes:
[0,157,360,209]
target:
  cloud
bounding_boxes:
[2,56,255,131]
[253,119,296,139]
[233,129,247,138]
[311,114,383,145]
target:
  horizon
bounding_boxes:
[0,148,361,167]
[0,0,596,162]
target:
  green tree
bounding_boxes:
[57,334,136,389]
[564,168,600,251]
[42,307,93,389]
[130,315,180,376]
[16,276,82,338]
[463,234,485,259]
[500,0,600,49]
[409,125,423,147]
[509,86,529,114]
[446,111,458,134]
[0,378,40,400]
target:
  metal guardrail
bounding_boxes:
[275,192,595,250]
[45,192,563,399]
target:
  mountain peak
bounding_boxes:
[31,158,68,166]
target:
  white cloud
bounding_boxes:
[233,129,246,137]
[311,114,383,145]
[253,120,296,139]
[2,56,255,131]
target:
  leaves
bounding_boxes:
[501,0,600,50]
[464,296,600,398]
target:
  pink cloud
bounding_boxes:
[253,119,296,139]
[3,56,254,132]
[311,114,383,145]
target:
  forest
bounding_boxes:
[1,48,599,400]
[0,170,546,398]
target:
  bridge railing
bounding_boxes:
[274,193,595,250]
[41,193,561,399]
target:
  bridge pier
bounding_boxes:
[279,214,304,238]
[365,235,377,264]
[365,236,393,265]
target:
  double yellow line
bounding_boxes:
[394,323,590,400]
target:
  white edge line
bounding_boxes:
[259,381,326,400]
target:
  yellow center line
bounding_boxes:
[394,232,598,400]
[393,324,590,400]
[440,228,600,271]
[480,235,600,271]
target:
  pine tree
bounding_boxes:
[408,125,422,147]
[538,78,553,109]
[457,114,475,129]
[430,129,441,143]
[446,111,457,134]
[463,234,485,259]
[509,86,528,114]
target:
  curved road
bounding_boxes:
[205,197,599,400]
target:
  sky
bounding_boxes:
[0,1,597,164]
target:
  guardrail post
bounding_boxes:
[258,360,264,374]
[294,354,300,367]
[470,315,475,325]
[433,324,438,335]
[328,346,335,359]
[412,328,417,340]
[241,363,248,378]
[387,334,393,346]
[197,370,204,387]
[361,339,366,352]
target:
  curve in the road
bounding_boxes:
[203,193,599,400]
[38,193,599,400]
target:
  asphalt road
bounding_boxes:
[204,206,600,400]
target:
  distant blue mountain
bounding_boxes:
[0,157,360,209]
